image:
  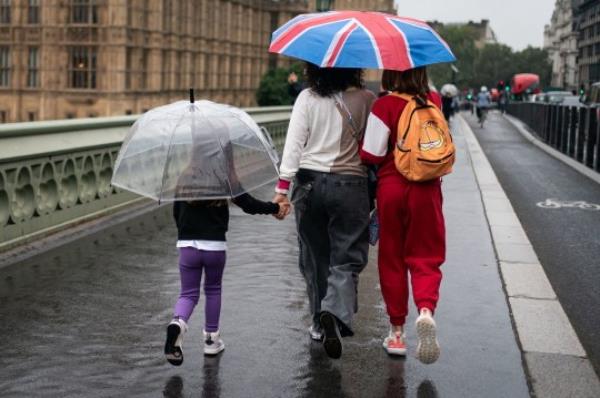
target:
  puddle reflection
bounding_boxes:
[417,379,439,398]
[384,357,407,397]
[163,375,183,398]
[201,354,222,398]
[162,354,223,398]
[301,342,348,398]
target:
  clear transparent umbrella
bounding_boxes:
[440,83,459,97]
[111,99,280,202]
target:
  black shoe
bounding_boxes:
[320,311,342,359]
[164,319,186,366]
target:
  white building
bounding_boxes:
[544,0,579,90]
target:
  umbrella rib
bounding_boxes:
[158,110,189,204]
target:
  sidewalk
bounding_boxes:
[0,116,532,397]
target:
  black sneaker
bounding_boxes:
[164,318,187,366]
[320,311,342,359]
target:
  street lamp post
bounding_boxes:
[316,0,334,12]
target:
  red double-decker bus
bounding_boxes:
[511,73,541,98]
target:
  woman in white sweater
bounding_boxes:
[273,63,375,359]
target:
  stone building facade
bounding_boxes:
[544,0,580,90]
[0,0,396,123]
[576,0,600,89]
[0,0,305,123]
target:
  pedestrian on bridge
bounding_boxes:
[164,192,289,366]
[273,63,375,359]
[360,67,447,364]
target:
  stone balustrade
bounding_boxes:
[0,106,292,250]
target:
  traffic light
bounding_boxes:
[505,85,511,92]
[497,80,505,91]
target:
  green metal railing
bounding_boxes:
[0,106,292,250]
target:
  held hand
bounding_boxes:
[272,194,291,220]
[276,202,291,219]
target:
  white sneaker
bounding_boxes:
[309,325,323,341]
[203,330,225,356]
[415,309,440,364]
[382,328,407,356]
[165,318,188,366]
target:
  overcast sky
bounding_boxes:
[394,0,556,50]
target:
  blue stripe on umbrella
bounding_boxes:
[282,20,352,67]
[389,20,456,68]
[333,27,380,69]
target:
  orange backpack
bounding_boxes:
[391,93,455,182]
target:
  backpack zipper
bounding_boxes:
[416,152,454,163]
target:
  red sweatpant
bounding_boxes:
[377,177,446,326]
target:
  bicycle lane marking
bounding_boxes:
[536,199,600,210]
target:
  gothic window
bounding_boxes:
[0,46,10,87]
[69,46,97,89]
[162,0,172,32]
[0,0,10,24]
[71,0,98,24]
[27,47,39,87]
[28,0,39,24]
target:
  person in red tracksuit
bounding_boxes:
[360,67,446,364]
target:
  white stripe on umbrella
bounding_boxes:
[322,20,359,67]
[389,16,454,56]
[272,12,327,42]
[353,19,383,69]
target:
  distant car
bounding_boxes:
[561,96,584,107]
[543,91,573,104]
[583,82,600,105]
[529,94,545,103]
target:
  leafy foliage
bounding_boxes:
[256,63,304,106]
[428,25,552,92]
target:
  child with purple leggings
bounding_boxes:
[164,195,285,366]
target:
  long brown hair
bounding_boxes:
[381,67,430,99]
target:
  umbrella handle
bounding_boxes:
[189,88,195,104]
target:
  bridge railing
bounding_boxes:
[0,106,292,250]
[507,102,600,172]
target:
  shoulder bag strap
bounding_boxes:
[333,93,361,139]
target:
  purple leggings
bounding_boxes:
[173,247,226,332]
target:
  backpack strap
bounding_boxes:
[389,93,435,146]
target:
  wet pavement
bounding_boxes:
[467,111,600,376]
[0,122,530,397]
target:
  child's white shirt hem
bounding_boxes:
[177,240,227,251]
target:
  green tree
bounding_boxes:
[428,25,479,88]
[427,25,553,91]
[513,46,552,87]
[256,63,304,106]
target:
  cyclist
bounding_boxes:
[476,86,492,127]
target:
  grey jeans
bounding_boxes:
[292,169,370,336]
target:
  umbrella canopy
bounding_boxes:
[269,11,455,71]
[111,100,279,202]
[440,83,458,97]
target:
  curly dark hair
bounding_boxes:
[305,62,364,97]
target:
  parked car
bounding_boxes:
[561,96,585,107]
[584,82,600,105]
[542,91,573,104]
[529,94,545,103]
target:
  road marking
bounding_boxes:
[536,199,600,211]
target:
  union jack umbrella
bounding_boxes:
[269,11,456,71]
